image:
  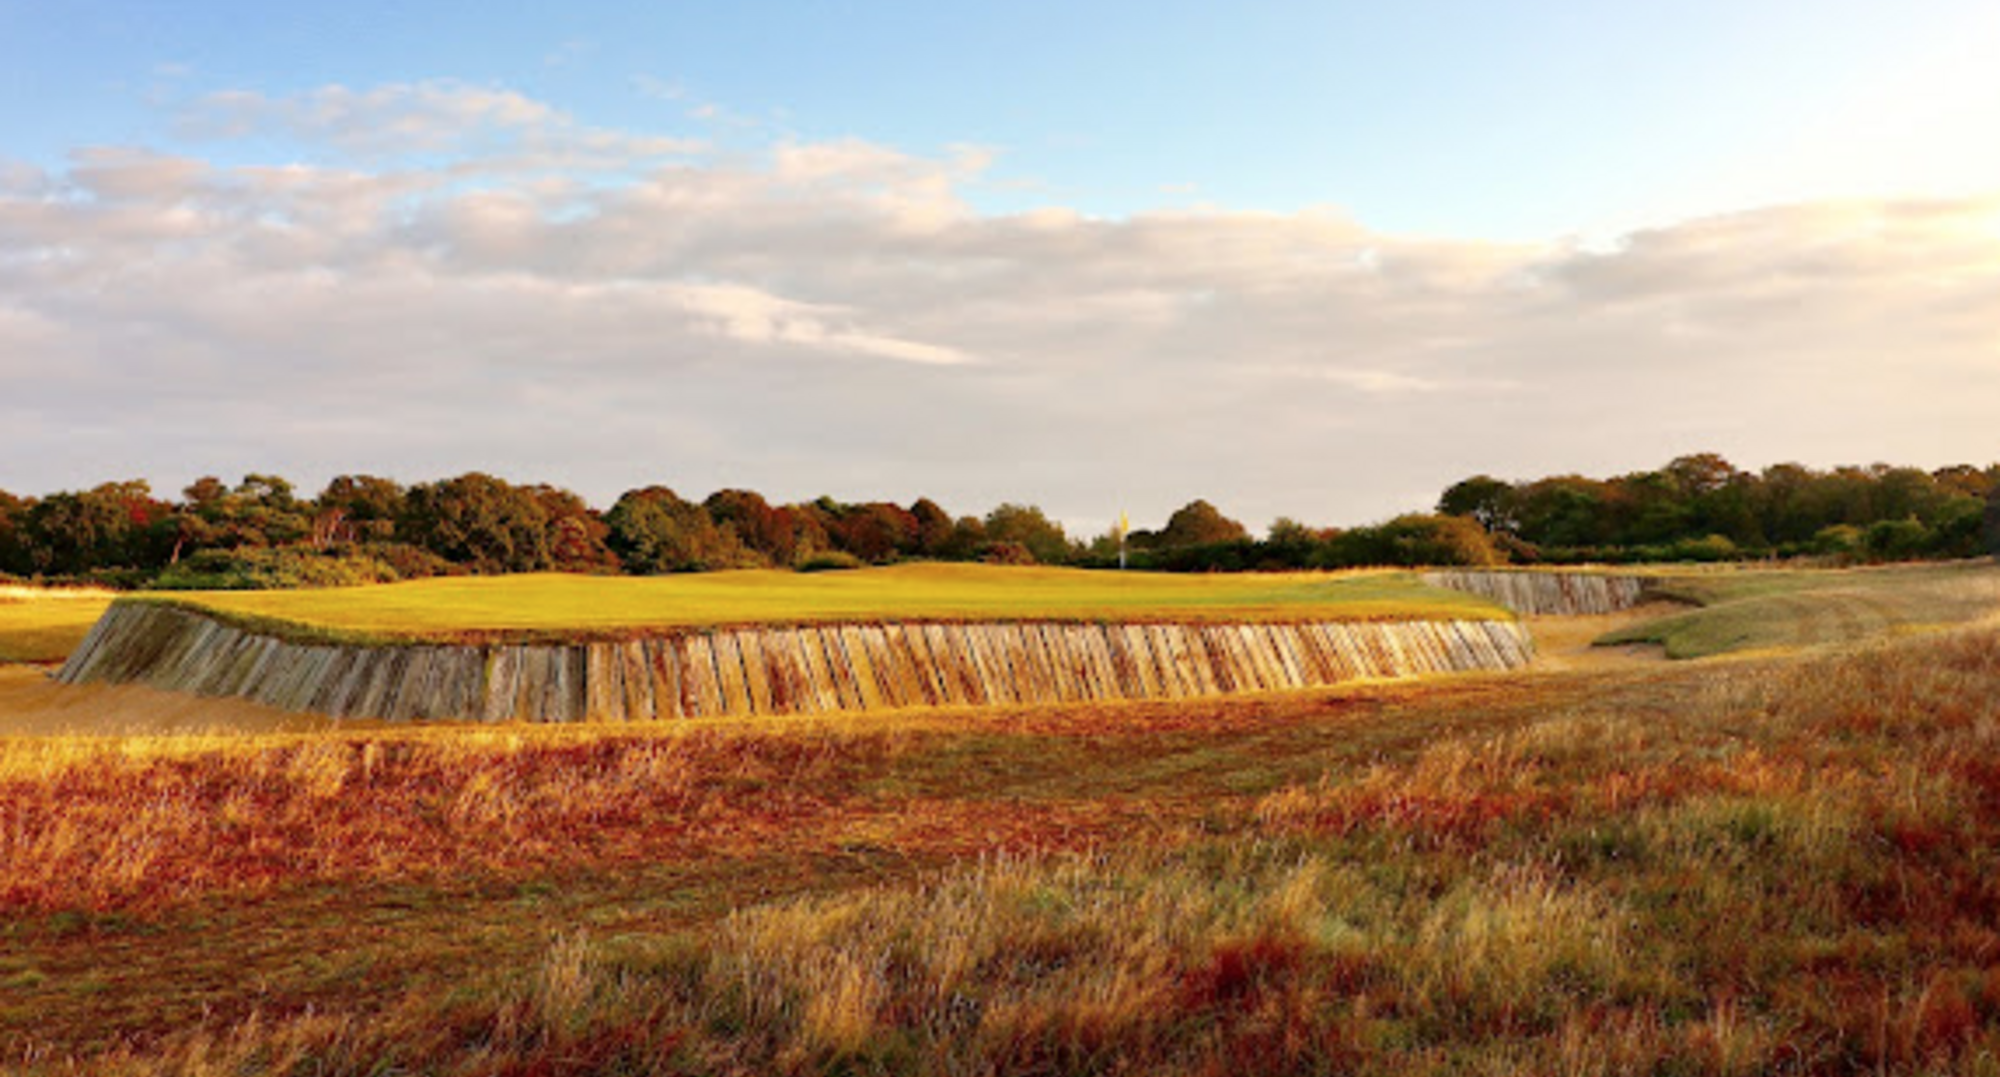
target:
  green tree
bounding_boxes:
[315,475,407,547]
[909,497,956,558]
[983,503,1070,565]
[1437,475,1517,532]
[1263,517,1322,567]
[939,515,988,561]
[1156,500,1249,549]
[21,481,170,574]
[1863,518,1931,562]
[1985,488,2000,559]
[606,487,750,574]
[1512,477,1611,549]
[0,490,28,576]
[1321,514,1500,568]
[401,473,554,573]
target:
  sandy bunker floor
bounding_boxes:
[0,665,357,737]
[0,608,1673,737]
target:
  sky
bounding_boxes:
[3,1,1999,535]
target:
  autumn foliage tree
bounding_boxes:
[982,503,1070,565]
[1155,500,1249,549]
[19,481,171,575]
[401,473,558,573]
[606,487,751,574]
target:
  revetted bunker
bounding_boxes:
[57,600,1535,724]
[1422,570,1651,616]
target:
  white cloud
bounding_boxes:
[7,82,2000,529]
[177,81,704,168]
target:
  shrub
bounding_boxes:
[1813,524,1865,561]
[795,551,865,573]
[1863,518,1931,562]
[149,547,400,590]
[1667,534,1740,562]
[1316,514,1502,568]
[978,541,1036,566]
[354,542,464,581]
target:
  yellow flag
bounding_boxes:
[1117,511,1130,539]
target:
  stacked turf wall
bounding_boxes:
[56,601,1534,723]
[1421,571,1650,616]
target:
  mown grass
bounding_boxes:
[132,563,1509,645]
[11,615,2000,1073]
[1601,559,2000,658]
[0,588,114,664]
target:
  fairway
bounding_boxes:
[0,587,115,663]
[138,563,1509,644]
[1598,560,2000,658]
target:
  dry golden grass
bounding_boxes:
[12,581,2000,1074]
[1603,558,2000,658]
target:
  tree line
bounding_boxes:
[2,454,1996,589]
[0,473,1096,588]
[1436,453,2000,564]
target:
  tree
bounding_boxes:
[1986,488,2000,560]
[525,485,618,573]
[1863,518,1931,562]
[909,497,956,557]
[1321,514,1501,568]
[21,481,171,574]
[704,489,792,566]
[940,516,988,561]
[1156,500,1249,549]
[0,490,27,575]
[1934,464,1998,500]
[606,486,749,574]
[316,475,407,547]
[1437,475,1517,533]
[182,476,230,508]
[401,473,553,573]
[168,474,313,557]
[1263,517,1323,568]
[1512,477,1612,549]
[1663,452,1740,498]
[983,503,1069,565]
[831,502,919,563]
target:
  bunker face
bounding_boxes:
[58,601,1535,724]
[1422,570,1652,616]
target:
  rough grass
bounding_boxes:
[130,563,1509,645]
[0,588,115,664]
[13,616,2000,1073]
[1600,559,2000,658]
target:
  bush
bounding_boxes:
[1666,534,1740,562]
[150,547,401,590]
[354,542,464,581]
[794,551,864,573]
[978,541,1036,566]
[1316,514,1502,568]
[1813,524,1865,561]
[1863,518,1931,561]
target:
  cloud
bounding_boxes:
[177,81,704,169]
[7,82,2000,531]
